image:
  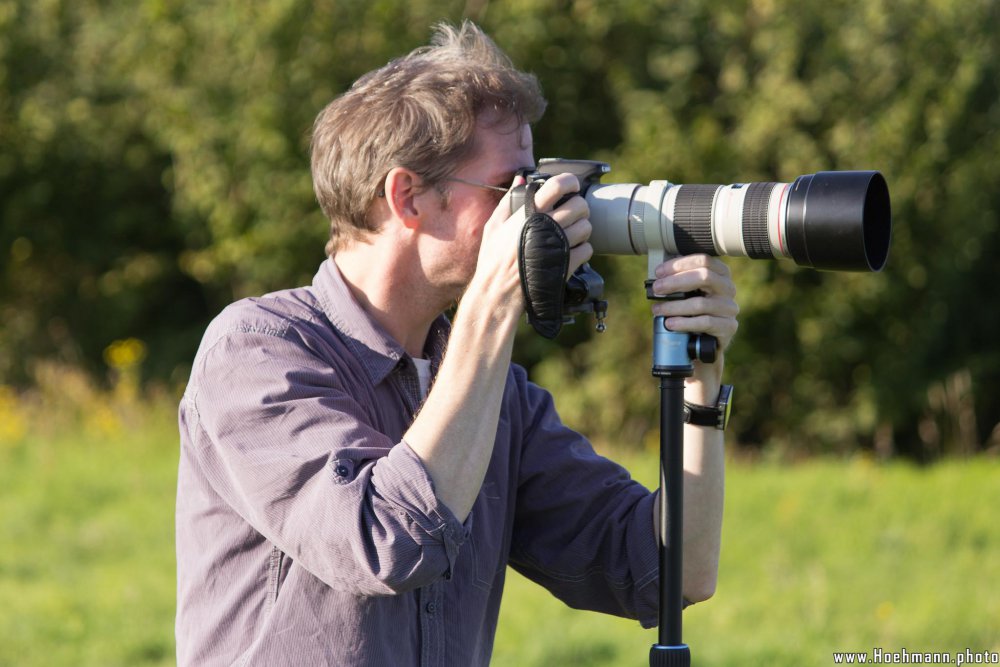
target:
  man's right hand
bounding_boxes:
[469,171,593,321]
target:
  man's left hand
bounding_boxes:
[647,254,739,398]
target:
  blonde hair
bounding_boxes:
[310,21,546,254]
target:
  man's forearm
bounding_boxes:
[680,418,725,603]
[403,292,519,522]
[682,359,726,602]
[651,359,726,604]
[403,172,591,523]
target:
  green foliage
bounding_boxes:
[0,0,467,383]
[497,0,1000,458]
[2,0,999,456]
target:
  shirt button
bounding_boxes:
[334,465,349,477]
[425,601,437,614]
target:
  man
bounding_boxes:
[176,21,738,666]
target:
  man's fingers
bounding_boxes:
[655,254,732,279]
[548,195,589,230]
[650,262,736,298]
[533,173,581,211]
[652,296,740,320]
[647,254,740,350]
[661,314,740,351]
[567,242,594,278]
[503,172,592,281]
[561,217,592,248]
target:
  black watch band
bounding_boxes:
[683,384,733,431]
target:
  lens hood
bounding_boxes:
[785,171,892,271]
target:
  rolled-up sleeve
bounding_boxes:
[184,327,468,597]
[508,369,660,628]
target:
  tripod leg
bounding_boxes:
[648,315,693,667]
[658,375,687,647]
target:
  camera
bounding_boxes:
[510,159,892,337]
[512,159,892,272]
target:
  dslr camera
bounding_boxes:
[510,159,892,334]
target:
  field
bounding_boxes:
[493,454,1000,666]
[1,401,998,666]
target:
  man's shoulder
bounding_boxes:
[209,286,325,340]
[190,285,336,375]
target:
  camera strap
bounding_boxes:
[517,180,569,339]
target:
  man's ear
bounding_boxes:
[383,167,424,230]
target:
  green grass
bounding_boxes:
[0,409,178,667]
[494,455,1000,666]
[2,415,998,666]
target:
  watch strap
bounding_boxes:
[683,384,733,430]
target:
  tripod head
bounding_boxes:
[646,285,717,375]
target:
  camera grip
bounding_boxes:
[518,182,570,339]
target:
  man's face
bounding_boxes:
[418,115,535,299]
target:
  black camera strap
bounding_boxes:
[517,180,570,339]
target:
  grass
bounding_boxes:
[1,393,998,666]
[0,405,178,667]
[494,455,1000,666]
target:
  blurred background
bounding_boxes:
[1,0,998,665]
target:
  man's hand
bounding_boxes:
[468,172,592,319]
[647,254,739,401]
[534,173,594,280]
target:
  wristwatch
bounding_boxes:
[683,384,733,431]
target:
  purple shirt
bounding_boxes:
[176,259,660,666]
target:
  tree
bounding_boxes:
[2,0,998,457]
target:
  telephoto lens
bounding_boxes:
[518,159,892,272]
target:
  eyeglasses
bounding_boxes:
[377,176,512,201]
[444,177,511,201]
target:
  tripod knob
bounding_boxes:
[687,333,717,364]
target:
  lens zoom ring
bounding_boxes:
[674,185,719,256]
[742,182,777,259]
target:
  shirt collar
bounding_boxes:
[312,258,450,386]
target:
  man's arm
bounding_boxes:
[507,254,735,617]
[185,324,468,597]
[650,254,738,603]
[404,173,593,522]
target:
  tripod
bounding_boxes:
[644,255,718,667]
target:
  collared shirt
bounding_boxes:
[176,258,660,666]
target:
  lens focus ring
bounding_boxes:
[742,182,776,260]
[673,185,719,256]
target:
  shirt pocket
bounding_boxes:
[267,545,291,608]
[470,483,504,592]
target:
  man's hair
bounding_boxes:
[310,21,547,255]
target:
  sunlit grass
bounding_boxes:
[494,454,1000,666]
[0,366,178,667]
[1,376,997,666]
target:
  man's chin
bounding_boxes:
[426,276,469,311]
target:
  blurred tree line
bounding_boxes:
[2,0,998,459]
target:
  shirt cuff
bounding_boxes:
[632,492,661,628]
[371,441,471,576]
